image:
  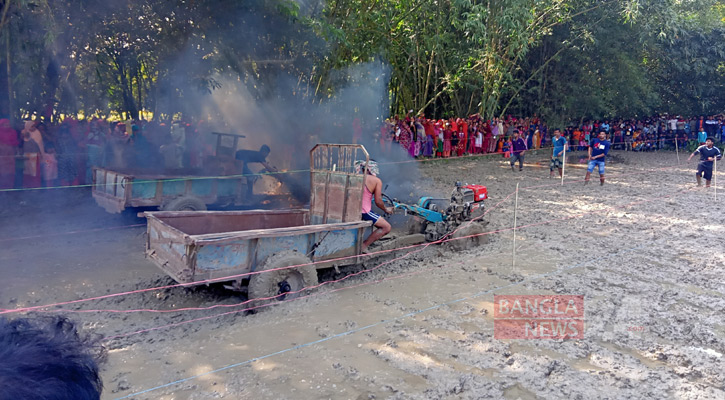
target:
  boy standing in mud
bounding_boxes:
[687,137,722,187]
[510,130,527,171]
[550,129,568,178]
[585,131,610,185]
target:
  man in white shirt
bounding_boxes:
[668,117,678,132]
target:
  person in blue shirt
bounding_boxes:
[549,128,568,178]
[697,129,707,145]
[585,131,611,185]
[601,121,610,134]
[687,137,722,187]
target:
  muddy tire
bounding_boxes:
[448,222,488,251]
[247,250,319,308]
[162,195,207,212]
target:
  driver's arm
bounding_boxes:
[372,178,393,214]
[261,161,277,172]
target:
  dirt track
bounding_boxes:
[1,150,724,399]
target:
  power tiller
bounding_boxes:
[383,182,488,242]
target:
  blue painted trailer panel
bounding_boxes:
[191,179,213,196]
[170,243,187,259]
[255,236,308,268]
[313,229,359,258]
[196,241,251,272]
[162,180,185,196]
[217,179,239,196]
[132,180,157,199]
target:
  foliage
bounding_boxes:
[504,0,725,125]
[0,0,724,123]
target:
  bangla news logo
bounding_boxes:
[493,295,584,339]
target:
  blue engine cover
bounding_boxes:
[394,197,445,223]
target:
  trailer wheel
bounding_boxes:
[162,196,207,212]
[248,250,319,308]
[448,222,488,251]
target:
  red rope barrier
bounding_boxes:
[0,159,692,316]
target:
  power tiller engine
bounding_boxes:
[383,182,488,242]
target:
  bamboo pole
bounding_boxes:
[561,144,566,186]
[675,137,680,164]
[512,183,519,270]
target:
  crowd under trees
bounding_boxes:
[2,0,724,127]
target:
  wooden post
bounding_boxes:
[675,137,680,165]
[714,157,718,201]
[561,145,567,186]
[512,183,519,270]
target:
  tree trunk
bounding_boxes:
[117,58,138,120]
[44,57,59,121]
[5,29,12,124]
[136,67,142,119]
[422,50,435,115]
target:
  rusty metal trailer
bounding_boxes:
[142,144,373,302]
[92,168,248,213]
[92,132,252,213]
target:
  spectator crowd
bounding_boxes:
[377,113,725,159]
[0,118,216,189]
[1,113,724,190]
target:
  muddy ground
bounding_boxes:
[1,150,724,400]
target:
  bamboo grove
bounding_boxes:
[2,0,725,125]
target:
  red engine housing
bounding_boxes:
[462,184,487,202]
